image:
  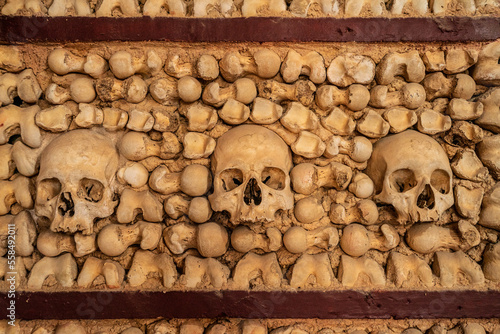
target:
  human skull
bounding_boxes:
[209,125,294,224]
[365,130,454,223]
[35,130,119,235]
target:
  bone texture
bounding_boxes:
[1,41,500,294]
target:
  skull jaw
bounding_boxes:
[234,205,277,224]
[43,195,117,235]
[383,202,441,224]
[376,188,453,224]
[211,199,278,225]
[376,188,432,224]
[407,208,440,223]
[209,188,293,225]
[50,214,95,235]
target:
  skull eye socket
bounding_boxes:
[389,169,417,193]
[37,178,62,201]
[261,167,286,190]
[78,178,104,202]
[220,169,244,192]
[431,169,451,194]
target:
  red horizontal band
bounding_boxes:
[0,16,499,43]
[2,290,500,320]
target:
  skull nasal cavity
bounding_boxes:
[417,184,435,209]
[58,192,75,217]
[244,178,262,205]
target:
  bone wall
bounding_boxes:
[0,0,498,18]
[4,318,500,334]
[1,41,500,291]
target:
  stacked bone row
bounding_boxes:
[3,319,500,334]
[1,40,500,291]
[1,0,498,18]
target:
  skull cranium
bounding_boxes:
[365,130,454,223]
[35,129,119,235]
[208,125,293,225]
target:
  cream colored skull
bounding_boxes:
[35,130,119,235]
[209,125,293,224]
[365,130,454,223]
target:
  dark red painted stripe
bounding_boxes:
[0,16,499,43]
[1,15,499,323]
[1,290,499,320]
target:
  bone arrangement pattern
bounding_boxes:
[1,0,499,18]
[4,319,500,334]
[1,41,500,291]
